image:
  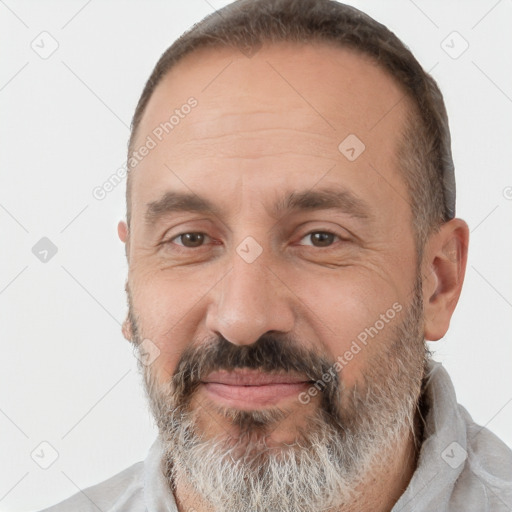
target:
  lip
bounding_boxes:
[204,369,311,386]
[201,369,313,408]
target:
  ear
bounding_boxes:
[122,316,133,342]
[421,218,469,341]
[118,223,132,342]
[118,220,129,260]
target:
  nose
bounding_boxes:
[205,252,295,346]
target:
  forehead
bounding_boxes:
[130,41,412,224]
[136,41,409,141]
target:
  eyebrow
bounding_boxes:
[270,187,371,220]
[145,186,371,226]
[145,192,222,225]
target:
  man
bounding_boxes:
[39,0,512,511]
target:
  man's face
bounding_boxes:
[123,42,428,509]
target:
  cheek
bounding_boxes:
[129,270,212,379]
[290,268,404,387]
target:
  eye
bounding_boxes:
[298,231,342,248]
[165,230,344,251]
[168,232,211,248]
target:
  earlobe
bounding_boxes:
[122,316,133,342]
[118,220,130,260]
[118,221,128,242]
[422,218,469,341]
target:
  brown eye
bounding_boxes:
[300,231,340,247]
[172,232,208,248]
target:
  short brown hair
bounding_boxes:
[127,0,456,249]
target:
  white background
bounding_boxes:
[1,1,511,510]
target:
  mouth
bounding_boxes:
[201,369,313,409]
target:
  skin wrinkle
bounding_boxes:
[119,40,469,512]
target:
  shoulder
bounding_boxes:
[451,405,512,510]
[37,461,144,512]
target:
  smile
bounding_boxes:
[201,370,313,408]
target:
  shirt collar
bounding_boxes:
[144,434,178,512]
[392,359,468,510]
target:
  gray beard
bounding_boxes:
[132,278,429,512]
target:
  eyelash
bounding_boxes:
[165,230,345,251]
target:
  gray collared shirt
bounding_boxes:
[38,360,512,511]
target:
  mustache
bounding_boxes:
[170,333,343,419]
